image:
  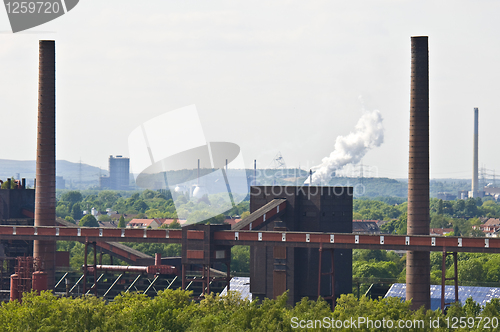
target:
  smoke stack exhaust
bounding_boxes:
[472,108,479,194]
[34,40,56,288]
[406,36,430,310]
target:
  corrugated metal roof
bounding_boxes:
[220,277,252,301]
[385,283,500,310]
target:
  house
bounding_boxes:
[127,218,163,229]
[429,228,453,236]
[352,220,380,234]
[224,217,242,226]
[473,218,500,237]
[160,218,187,227]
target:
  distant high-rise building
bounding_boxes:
[100,155,130,190]
[56,176,66,189]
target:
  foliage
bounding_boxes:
[125,243,182,257]
[60,190,83,206]
[0,177,16,189]
[231,246,250,274]
[118,215,126,228]
[97,214,111,222]
[71,203,82,220]
[353,199,406,221]
[78,214,99,227]
[3,290,500,331]
[64,216,75,224]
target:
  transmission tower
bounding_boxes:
[269,151,287,169]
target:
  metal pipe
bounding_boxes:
[125,275,142,293]
[34,40,56,289]
[86,265,148,273]
[143,275,159,295]
[406,36,431,310]
[103,274,122,297]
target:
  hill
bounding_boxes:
[0,159,107,189]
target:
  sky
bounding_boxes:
[0,0,499,179]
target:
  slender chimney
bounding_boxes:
[472,108,479,194]
[406,36,430,310]
[253,160,256,186]
[34,40,56,288]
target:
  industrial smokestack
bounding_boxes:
[472,108,479,195]
[34,40,56,288]
[406,36,430,310]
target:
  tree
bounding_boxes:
[98,190,121,208]
[56,203,70,218]
[0,177,16,189]
[79,214,99,227]
[133,200,149,213]
[168,220,181,229]
[71,203,82,220]
[231,246,249,273]
[60,191,83,206]
[64,216,75,224]
[118,215,126,228]
[98,214,111,222]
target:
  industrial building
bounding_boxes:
[99,155,130,190]
[235,185,353,305]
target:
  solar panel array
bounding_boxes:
[385,283,500,310]
[220,277,252,301]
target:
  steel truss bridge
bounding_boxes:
[1,224,498,310]
[0,225,497,253]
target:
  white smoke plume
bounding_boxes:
[305,109,384,184]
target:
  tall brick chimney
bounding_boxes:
[34,40,56,288]
[406,36,430,310]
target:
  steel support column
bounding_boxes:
[318,245,335,310]
[93,242,98,296]
[441,251,459,311]
[83,242,88,294]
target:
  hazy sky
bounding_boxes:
[1,1,499,179]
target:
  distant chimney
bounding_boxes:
[472,108,479,194]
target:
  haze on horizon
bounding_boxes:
[1,1,499,180]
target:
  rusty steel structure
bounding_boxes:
[2,219,500,307]
[34,40,56,289]
[406,36,431,310]
[3,224,500,253]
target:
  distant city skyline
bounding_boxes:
[1,1,499,179]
